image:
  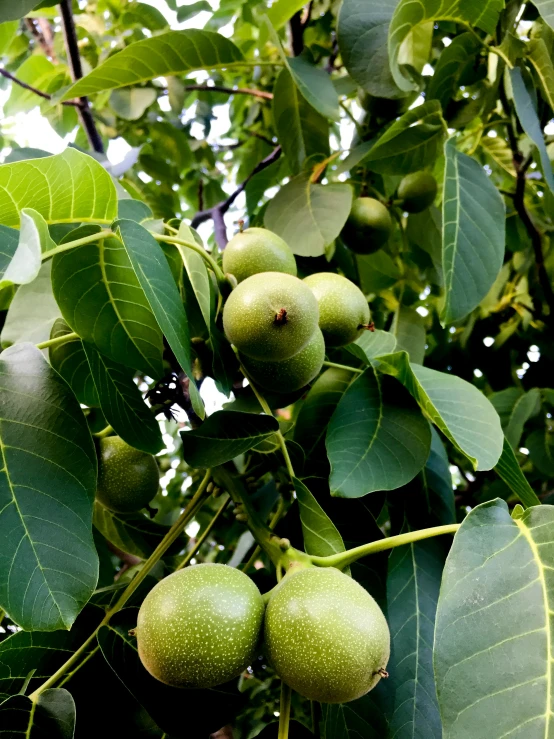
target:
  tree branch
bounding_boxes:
[183,84,273,100]
[0,67,83,107]
[58,0,104,154]
[191,146,282,249]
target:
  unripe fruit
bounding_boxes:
[223,272,319,361]
[304,272,370,347]
[222,228,297,284]
[96,436,159,513]
[137,564,265,688]
[341,197,392,254]
[265,567,390,704]
[240,329,324,392]
[397,172,437,213]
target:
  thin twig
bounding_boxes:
[59,0,104,153]
[191,146,282,249]
[183,84,273,100]
[0,67,83,107]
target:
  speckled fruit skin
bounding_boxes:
[223,272,319,361]
[96,436,159,513]
[397,172,437,213]
[240,329,324,392]
[137,564,265,689]
[222,228,297,284]
[265,567,390,704]
[304,272,370,347]
[341,197,392,254]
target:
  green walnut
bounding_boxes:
[222,228,297,283]
[304,272,370,347]
[264,567,390,704]
[223,272,319,361]
[137,564,265,688]
[240,329,325,392]
[397,172,437,213]
[96,436,159,513]
[341,197,392,254]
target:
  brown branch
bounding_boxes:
[183,84,273,100]
[59,0,104,154]
[0,67,83,107]
[191,146,282,250]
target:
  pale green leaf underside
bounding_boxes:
[434,499,554,738]
[376,351,503,471]
[0,344,97,631]
[528,22,554,112]
[346,329,397,364]
[264,173,353,257]
[441,138,506,324]
[0,688,76,738]
[535,0,554,32]
[494,437,541,508]
[62,30,245,99]
[388,0,504,92]
[49,318,99,407]
[0,148,117,228]
[294,477,346,558]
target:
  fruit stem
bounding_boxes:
[278,682,292,739]
[93,425,114,438]
[152,233,228,288]
[36,331,79,351]
[28,469,212,702]
[41,229,114,261]
[175,495,231,570]
[309,523,460,569]
[321,360,363,374]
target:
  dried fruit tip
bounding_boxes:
[274,308,288,325]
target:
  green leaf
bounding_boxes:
[0,689,75,738]
[115,219,204,418]
[4,208,54,286]
[0,148,118,228]
[176,1,212,22]
[4,56,66,115]
[357,250,402,293]
[266,0,306,30]
[295,477,346,558]
[336,140,374,176]
[98,609,244,736]
[327,367,431,497]
[427,33,481,109]
[117,199,152,222]
[480,134,517,176]
[337,0,403,99]
[0,225,19,281]
[386,538,445,738]
[526,428,554,477]
[388,0,504,92]
[293,367,354,475]
[441,138,506,324]
[377,351,503,471]
[264,173,352,257]
[48,318,99,407]
[494,437,541,507]
[181,410,279,468]
[534,0,554,32]
[424,427,456,525]
[0,343,97,630]
[510,65,554,192]
[93,503,182,559]
[82,342,163,454]
[51,230,164,379]
[490,387,541,450]
[527,21,554,112]
[110,87,158,120]
[273,68,330,175]
[178,222,211,331]
[346,329,397,364]
[0,21,18,54]
[264,19,340,121]
[62,30,244,99]
[391,306,425,364]
[434,499,554,738]
[364,100,447,174]
[0,0,42,21]
[1,261,61,347]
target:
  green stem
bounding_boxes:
[56,645,100,689]
[93,425,114,439]
[36,332,79,351]
[309,524,460,570]
[278,682,292,739]
[0,608,4,627]
[321,360,363,374]
[152,233,227,286]
[28,469,212,702]
[175,495,231,571]
[41,229,113,261]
